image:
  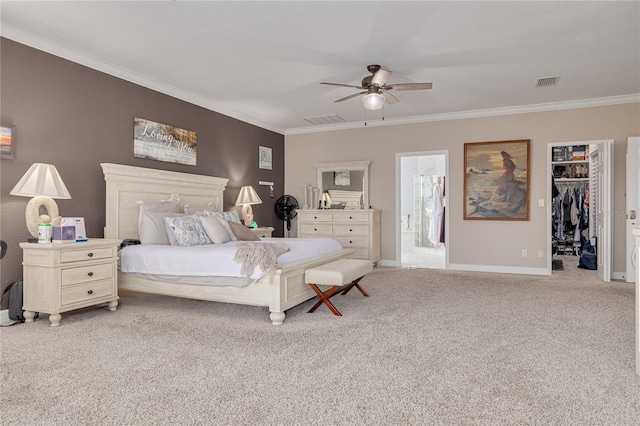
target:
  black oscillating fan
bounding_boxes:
[274,195,299,232]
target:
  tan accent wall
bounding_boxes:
[285,103,640,274]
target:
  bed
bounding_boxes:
[101,163,353,325]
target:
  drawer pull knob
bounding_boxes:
[314,216,317,219]
[87,252,94,257]
[88,272,94,277]
[350,229,353,232]
[314,228,317,231]
[350,240,353,244]
[349,216,353,219]
[87,290,93,295]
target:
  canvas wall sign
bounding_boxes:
[464,139,530,220]
[134,118,197,166]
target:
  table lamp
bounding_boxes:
[10,163,71,238]
[235,185,262,226]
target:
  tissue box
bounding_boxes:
[52,226,76,243]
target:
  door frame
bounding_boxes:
[546,139,613,280]
[625,137,640,282]
[395,150,449,268]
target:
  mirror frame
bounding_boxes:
[315,160,371,209]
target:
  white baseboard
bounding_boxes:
[447,263,549,276]
[0,309,17,326]
[380,260,624,279]
[612,271,626,281]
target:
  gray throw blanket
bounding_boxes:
[233,241,290,281]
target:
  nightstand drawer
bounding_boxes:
[61,279,113,306]
[60,247,113,263]
[62,263,113,286]
[333,225,369,237]
[299,224,333,236]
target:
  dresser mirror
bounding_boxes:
[315,160,370,209]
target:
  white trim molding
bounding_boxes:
[447,263,550,276]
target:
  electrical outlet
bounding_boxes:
[522,249,528,257]
[538,250,544,258]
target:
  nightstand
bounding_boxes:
[19,238,121,327]
[250,227,274,238]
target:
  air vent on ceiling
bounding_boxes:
[303,114,346,125]
[536,76,560,88]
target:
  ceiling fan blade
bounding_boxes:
[371,68,392,87]
[386,82,433,91]
[382,91,400,105]
[320,82,363,89]
[334,92,367,103]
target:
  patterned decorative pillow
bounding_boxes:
[164,215,211,247]
[204,210,241,224]
[202,211,237,241]
[199,215,231,244]
[229,221,260,241]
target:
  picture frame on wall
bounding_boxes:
[464,139,530,221]
[1,125,15,160]
[259,146,272,170]
[133,117,197,166]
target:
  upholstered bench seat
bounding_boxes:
[304,259,373,316]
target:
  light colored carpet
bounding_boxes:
[2,259,639,425]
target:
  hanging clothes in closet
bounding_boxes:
[552,182,589,255]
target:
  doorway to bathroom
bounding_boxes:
[396,151,449,269]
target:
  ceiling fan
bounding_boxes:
[320,65,432,111]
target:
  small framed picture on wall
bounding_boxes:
[1,125,15,160]
[259,146,272,170]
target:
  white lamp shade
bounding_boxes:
[362,92,385,111]
[235,186,262,206]
[10,163,71,199]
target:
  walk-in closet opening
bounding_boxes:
[549,140,613,280]
[396,151,449,269]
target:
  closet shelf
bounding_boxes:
[551,160,589,165]
[555,178,589,182]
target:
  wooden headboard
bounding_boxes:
[101,163,229,240]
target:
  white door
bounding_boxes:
[626,137,640,282]
[596,140,613,282]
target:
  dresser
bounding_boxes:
[297,209,381,263]
[20,239,120,327]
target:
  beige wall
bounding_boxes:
[285,103,640,275]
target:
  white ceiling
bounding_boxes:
[2,1,639,135]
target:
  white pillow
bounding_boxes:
[137,193,180,213]
[164,215,211,247]
[199,215,231,244]
[138,211,184,245]
[183,200,218,215]
[202,211,237,241]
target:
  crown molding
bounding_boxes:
[0,24,285,135]
[284,94,640,135]
[3,24,637,138]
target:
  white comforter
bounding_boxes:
[119,238,342,281]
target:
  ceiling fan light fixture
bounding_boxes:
[362,92,385,111]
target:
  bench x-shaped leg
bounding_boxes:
[307,275,369,316]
